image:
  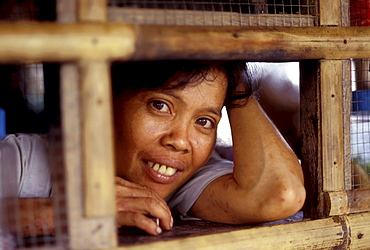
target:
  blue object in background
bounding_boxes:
[0,108,5,139]
[352,90,370,112]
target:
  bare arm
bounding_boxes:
[5,198,55,237]
[190,96,305,224]
[10,178,172,237]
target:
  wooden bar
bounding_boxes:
[57,0,77,23]
[323,189,370,216]
[0,22,135,62]
[319,0,340,26]
[320,60,344,192]
[114,212,370,249]
[2,23,370,62]
[133,25,370,61]
[300,60,322,219]
[60,63,117,248]
[79,61,116,218]
[342,59,353,190]
[56,0,118,248]
[341,0,351,27]
[348,211,370,249]
[301,60,346,218]
[78,0,107,21]
[77,0,116,219]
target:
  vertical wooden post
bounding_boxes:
[300,60,322,218]
[343,60,353,190]
[300,60,345,218]
[341,0,352,191]
[319,0,340,26]
[302,0,346,218]
[78,0,107,21]
[80,61,116,218]
[57,0,117,248]
[320,60,344,193]
[319,0,346,216]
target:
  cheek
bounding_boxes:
[191,132,216,167]
[120,113,166,149]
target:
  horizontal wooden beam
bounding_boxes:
[323,189,370,216]
[119,212,370,249]
[1,22,370,62]
[133,25,370,61]
[0,22,135,62]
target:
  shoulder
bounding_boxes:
[1,133,49,168]
[1,133,48,151]
[166,150,233,218]
[1,133,51,198]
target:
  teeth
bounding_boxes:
[153,163,160,171]
[148,161,178,176]
[165,167,176,176]
[158,165,167,174]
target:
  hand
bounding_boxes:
[115,177,173,235]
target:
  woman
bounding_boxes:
[0,61,305,236]
[111,61,305,235]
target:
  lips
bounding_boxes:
[148,161,178,176]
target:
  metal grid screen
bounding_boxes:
[5,0,370,249]
[0,1,60,248]
[108,0,318,26]
[346,59,370,190]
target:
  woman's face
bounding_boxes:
[114,67,227,198]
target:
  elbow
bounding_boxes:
[259,182,306,222]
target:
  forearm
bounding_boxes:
[4,198,55,237]
[191,96,305,224]
[228,96,305,217]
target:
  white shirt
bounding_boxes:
[0,134,233,219]
[0,134,52,198]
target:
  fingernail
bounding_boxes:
[156,227,162,235]
[170,217,173,228]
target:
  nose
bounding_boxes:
[160,122,191,153]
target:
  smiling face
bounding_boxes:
[113,67,227,198]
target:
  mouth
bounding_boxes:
[147,161,178,176]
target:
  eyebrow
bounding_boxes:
[202,107,222,117]
[159,89,222,117]
[159,89,182,101]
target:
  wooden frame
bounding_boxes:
[1,0,370,248]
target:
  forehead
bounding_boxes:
[114,65,228,107]
[159,67,228,109]
[163,65,228,90]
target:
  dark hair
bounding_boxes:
[111,61,259,106]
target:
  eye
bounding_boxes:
[196,118,215,129]
[150,100,170,113]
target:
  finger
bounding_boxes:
[116,197,172,230]
[115,176,141,187]
[115,177,159,199]
[117,212,162,235]
[115,178,169,214]
[115,176,173,229]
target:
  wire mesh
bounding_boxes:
[348,0,370,26]
[0,65,59,248]
[341,0,370,27]
[344,59,370,190]
[2,0,370,249]
[108,0,318,26]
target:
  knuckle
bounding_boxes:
[144,188,155,198]
[145,197,156,207]
[131,212,144,225]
